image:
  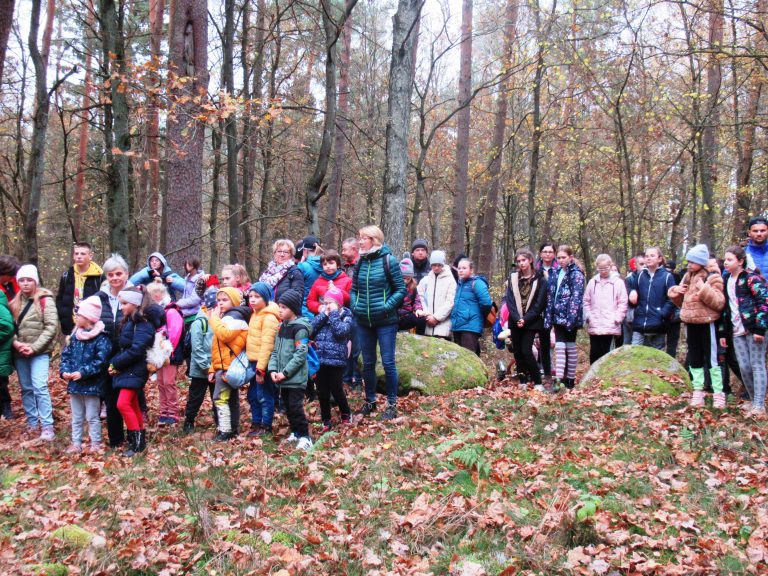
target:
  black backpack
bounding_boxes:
[182,315,209,360]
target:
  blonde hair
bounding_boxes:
[358,225,384,247]
[145,282,171,306]
[595,254,613,268]
[222,264,250,287]
[272,239,295,257]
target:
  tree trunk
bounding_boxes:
[449,0,472,257]
[164,0,209,270]
[323,11,353,248]
[380,0,423,253]
[526,0,544,247]
[0,0,16,84]
[143,0,164,250]
[472,0,518,277]
[73,4,95,239]
[42,0,55,69]
[223,0,240,263]
[210,122,223,274]
[240,0,254,276]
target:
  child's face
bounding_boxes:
[322,259,338,275]
[724,252,742,274]
[120,301,136,315]
[249,291,266,311]
[278,303,295,321]
[217,293,234,312]
[457,261,472,279]
[687,262,703,274]
[149,256,162,271]
[75,314,95,329]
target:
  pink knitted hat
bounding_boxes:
[76,295,102,323]
[323,287,345,308]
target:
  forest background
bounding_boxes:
[0,0,765,286]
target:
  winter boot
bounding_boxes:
[214,401,233,441]
[122,431,138,457]
[135,429,146,453]
[690,390,706,408]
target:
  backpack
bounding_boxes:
[300,337,321,378]
[165,303,186,365]
[182,316,209,359]
[354,254,394,287]
[471,275,497,328]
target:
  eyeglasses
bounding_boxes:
[274,250,291,255]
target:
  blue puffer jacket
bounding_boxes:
[545,262,585,331]
[110,316,155,389]
[59,322,113,396]
[746,240,768,276]
[311,307,352,367]
[451,276,493,334]
[631,267,676,333]
[351,245,407,328]
[298,256,324,317]
[128,252,185,297]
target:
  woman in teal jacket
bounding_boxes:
[451,258,492,355]
[351,225,406,422]
[0,290,14,419]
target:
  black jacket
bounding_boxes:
[504,271,548,331]
[56,266,105,335]
[111,317,155,390]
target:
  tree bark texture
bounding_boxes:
[164,0,209,270]
[380,0,423,253]
[73,4,95,240]
[0,0,16,85]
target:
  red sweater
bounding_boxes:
[307,272,352,314]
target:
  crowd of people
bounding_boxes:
[0,217,766,458]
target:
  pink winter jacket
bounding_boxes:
[583,274,628,336]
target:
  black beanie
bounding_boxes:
[278,289,303,317]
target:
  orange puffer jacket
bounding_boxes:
[209,306,251,373]
[668,260,725,324]
[246,302,280,371]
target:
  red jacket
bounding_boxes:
[307,272,352,314]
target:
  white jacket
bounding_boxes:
[417,268,457,337]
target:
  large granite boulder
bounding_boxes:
[581,344,690,396]
[368,332,490,395]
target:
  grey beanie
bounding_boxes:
[400,258,415,276]
[411,238,429,252]
[430,250,446,266]
[686,244,710,266]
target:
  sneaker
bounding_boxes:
[40,426,55,442]
[247,424,264,438]
[740,400,753,412]
[380,404,398,421]
[182,421,195,435]
[713,392,727,410]
[356,401,377,417]
[340,414,351,425]
[89,442,104,453]
[213,431,236,442]
[690,390,706,408]
[533,384,545,392]
[65,443,83,454]
[749,406,767,418]
[284,432,299,444]
[295,436,313,451]
[321,420,332,433]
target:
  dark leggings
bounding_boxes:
[0,375,10,405]
[453,331,480,356]
[281,388,309,438]
[539,328,553,377]
[316,365,351,422]
[511,328,541,384]
[589,334,618,364]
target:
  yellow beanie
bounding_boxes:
[218,287,242,307]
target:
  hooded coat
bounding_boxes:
[451,276,493,335]
[584,274,629,336]
[306,270,352,315]
[210,305,252,372]
[311,307,353,367]
[176,270,204,318]
[351,244,407,328]
[128,252,185,296]
[59,321,113,396]
[668,259,725,325]
[417,266,457,337]
[297,256,324,316]
[268,316,312,389]
[111,314,155,389]
[55,261,105,335]
[545,262,585,331]
[12,288,59,355]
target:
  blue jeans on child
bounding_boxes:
[247,368,276,428]
[357,322,399,405]
[15,354,53,427]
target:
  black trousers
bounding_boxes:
[589,334,617,364]
[185,376,216,424]
[539,328,552,377]
[282,388,309,438]
[398,313,426,333]
[453,331,480,356]
[0,375,11,405]
[511,328,541,384]
[103,376,125,447]
[667,322,682,359]
[317,365,350,422]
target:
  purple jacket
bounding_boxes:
[176,271,203,318]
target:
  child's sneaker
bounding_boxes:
[356,401,376,417]
[380,404,398,421]
[296,436,313,451]
[284,432,299,444]
[39,426,55,442]
[712,392,726,409]
[247,424,264,438]
[690,390,706,407]
[65,443,82,454]
[749,405,767,419]
[89,442,104,453]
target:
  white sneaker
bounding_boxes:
[284,432,299,444]
[534,384,545,392]
[39,426,55,442]
[295,436,313,451]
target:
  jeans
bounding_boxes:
[15,354,53,427]
[344,317,362,384]
[358,322,399,405]
[631,331,666,351]
[247,370,276,428]
[732,333,767,408]
[70,394,102,445]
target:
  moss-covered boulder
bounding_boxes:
[51,524,105,549]
[368,332,490,395]
[581,345,689,396]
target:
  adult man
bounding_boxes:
[56,242,105,336]
[628,247,676,350]
[745,215,768,274]
[410,239,431,284]
[341,237,359,280]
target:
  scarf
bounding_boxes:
[259,260,295,288]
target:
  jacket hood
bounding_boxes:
[305,256,324,273]
[225,304,252,324]
[320,269,343,281]
[77,261,103,277]
[257,301,280,321]
[147,251,172,273]
[144,303,166,329]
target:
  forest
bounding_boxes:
[0,0,766,284]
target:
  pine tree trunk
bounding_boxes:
[73,4,94,239]
[0,0,16,84]
[223,0,239,263]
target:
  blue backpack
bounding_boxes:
[301,338,321,378]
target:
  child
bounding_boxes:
[183,287,217,434]
[397,258,425,333]
[721,245,768,416]
[668,244,725,408]
[306,250,352,316]
[59,296,112,452]
[10,264,59,440]
[108,287,154,457]
[209,287,251,441]
[268,289,313,450]
[245,282,280,437]
[145,282,184,424]
[311,286,352,432]
[451,258,493,355]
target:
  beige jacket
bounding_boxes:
[668,259,725,325]
[417,268,457,337]
[11,289,60,355]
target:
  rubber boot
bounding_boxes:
[135,429,146,453]
[122,431,138,458]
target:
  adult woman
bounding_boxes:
[351,225,406,421]
[545,245,585,389]
[451,258,492,355]
[504,249,548,389]
[258,239,304,303]
[10,264,59,440]
[721,245,768,416]
[536,243,559,384]
[584,254,628,364]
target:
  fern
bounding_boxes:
[452,444,491,479]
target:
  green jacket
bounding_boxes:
[13,288,59,356]
[268,317,311,389]
[351,244,406,328]
[0,292,14,376]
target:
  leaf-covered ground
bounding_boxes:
[0,360,767,575]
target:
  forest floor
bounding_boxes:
[0,346,767,575]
